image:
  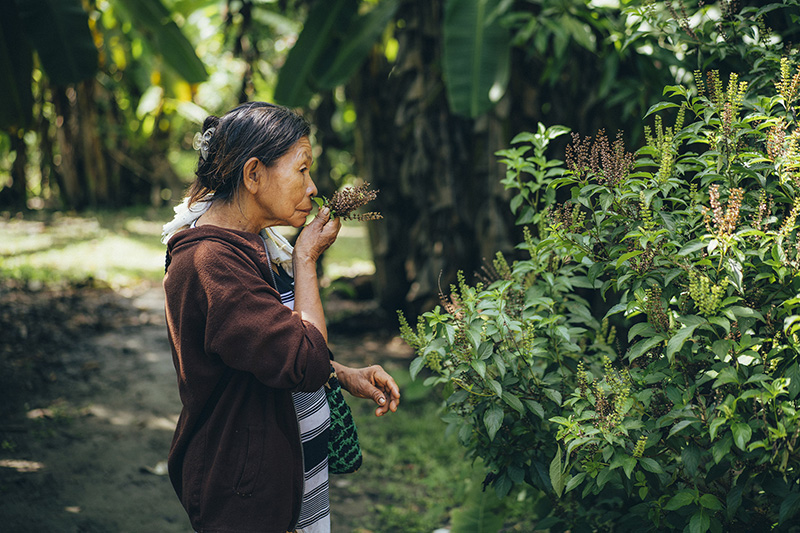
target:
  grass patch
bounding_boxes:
[344,365,473,531]
[323,222,375,279]
[0,207,172,287]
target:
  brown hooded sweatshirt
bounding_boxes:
[163,225,331,533]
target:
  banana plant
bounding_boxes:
[0,0,97,129]
[0,0,208,130]
[113,0,208,84]
[275,0,511,118]
[442,0,511,118]
[274,0,399,108]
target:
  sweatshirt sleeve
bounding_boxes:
[192,240,330,392]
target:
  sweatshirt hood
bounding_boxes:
[166,225,269,273]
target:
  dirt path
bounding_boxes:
[0,282,404,532]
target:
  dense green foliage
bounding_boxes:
[400,60,800,530]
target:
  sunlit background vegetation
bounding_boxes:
[4,0,797,315]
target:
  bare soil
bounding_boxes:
[0,279,410,533]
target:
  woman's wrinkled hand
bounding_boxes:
[294,207,341,264]
[333,362,400,417]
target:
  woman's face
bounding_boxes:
[255,136,317,228]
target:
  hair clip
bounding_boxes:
[192,127,216,160]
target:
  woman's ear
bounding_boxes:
[242,157,261,194]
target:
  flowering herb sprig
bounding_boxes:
[314,183,383,221]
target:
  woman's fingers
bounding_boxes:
[365,365,400,417]
[336,364,401,417]
[295,207,340,262]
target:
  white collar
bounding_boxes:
[161,195,295,276]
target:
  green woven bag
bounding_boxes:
[325,367,362,474]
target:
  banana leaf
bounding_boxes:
[14,0,98,85]
[443,0,511,118]
[314,0,398,90]
[274,0,359,107]
[0,1,33,129]
[114,0,208,84]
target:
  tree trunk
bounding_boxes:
[350,0,517,316]
[53,86,84,209]
[36,81,63,208]
[77,79,107,206]
[0,129,29,209]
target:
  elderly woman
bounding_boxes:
[162,102,400,533]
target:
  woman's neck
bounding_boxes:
[197,199,263,233]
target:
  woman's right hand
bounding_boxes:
[294,207,341,264]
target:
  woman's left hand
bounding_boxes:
[332,362,400,417]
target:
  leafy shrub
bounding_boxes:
[399,63,800,531]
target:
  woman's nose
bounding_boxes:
[307,177,318,197]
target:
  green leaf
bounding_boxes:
[471,359,487,378]
[604,302,628,319]
[596,466,616,489]
[732,423,752,451]
[443,0,511,118]
[638,457,663,473]
[786,363,800,399]
[682,444,701,477]
[621,456,637,478]
[501,391,524,414]
[525,399,544,419]
[663,84,688,97]
[727,485,743,519]
[678,240,707,256]
[15,0,98,84]
[708,316,730,334]
[627,335,666,362]
[115,0,207,83]
[484,404,504,440]
[449,482,507,532]
[711,339,733,358]
[779,492,800,525]
[644,101,680,118]
[565,472,586,493]
[549,445,565,497]
[665,489,695,510]
[725,306,764,322]
[274,0,358,107]
[745,373,770,384]
[0,1,33,129]
[726,258,744,294]
[699,494,723,511]
[315,0,398,89]
[709,417,727,441]
[712,434,732,464]
[616,250,644,268]
[669,419,698,438]
[666,322,701,362]
[509,194,524,214]
[477,341,494,359]
[543,388,562,406]
[409,356,425,380]
[689,510,710,533]
[713,367,740,387]
[628,321,656,342]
